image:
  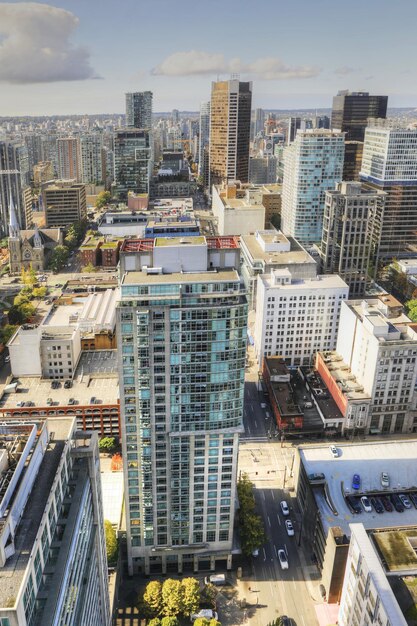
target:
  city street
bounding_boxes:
[234,355,319,626]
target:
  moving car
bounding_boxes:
[278,549,289,570]
[191,609,218,622]
[352,474,361,490]
[285,520,295,536]
[370,497,384,514]
[329,445,339,458]
[399,494,412,509]
[361,496,372,513]
[381,495,393,512]
[381,472,390,488]
[390,494,405,512]
[280,500,290,516]
[346,495,362,514]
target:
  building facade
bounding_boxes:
[211,183,265,236]
[0,140,31,234]
[281,130,345,246]
[209,80,252,186]
[117,236,247,574]
[42,179,87,227]
[113,129,152,200]
[57,137,81,182]
[198,101,210,187]
[319,182,386,296]
[125,91,153,129]
[331,90,388,142]
[80,133,105,184]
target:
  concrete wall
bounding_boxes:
[8,327,42,377]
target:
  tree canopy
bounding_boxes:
[237,473,266,557]
[104,520,117,564]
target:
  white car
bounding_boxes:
[280,500,290,516]
[278,549,289,570]
[399,494,412,509]
[285,520,295,536]
[191,609,218,622]
[329,445,339,458]
[381,472,390,488]
[361,496,372,513]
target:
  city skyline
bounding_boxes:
[0,0,417,116]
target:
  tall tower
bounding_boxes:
[57,137,81,181]
[209,79,252,186]
[198,101,210,186]
[113,129,152,200]
[331,90,388,141]
[281,129,345,246]
[80,133,105,184]
[117,236,246,575]
[0,140,30,234]
[125,91,153,129]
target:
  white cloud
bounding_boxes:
[0,3,98,84]
[152,50,320,80]
[334,66,356,75]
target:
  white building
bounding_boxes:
[281,129,345,246]
[80,133,105,185]
[339,524,407,626]
[211,183,265,236]
[254,269,348,366]
[335,295,417,434]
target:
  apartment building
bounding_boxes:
[211,182,265,236]
[42,179,87,228]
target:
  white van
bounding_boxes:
[204,573,226,586]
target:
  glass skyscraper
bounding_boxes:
[113,129,152,200]
[125,91,153,130]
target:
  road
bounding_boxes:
[235,356,319,626]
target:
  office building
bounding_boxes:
[198,101,210,186]
[249,156,277,184]
[113,129,152,200]
[360,119,417,258]
[117,235,247,575]
[33,161,55,187]
[209,79,252,186]
[0,141,31,234]
[331,90,388,142]
[40,135,58,175]
[319,182,386,295]
[24,133,43,172]
[253,108,265,137]
[80,133,105,184]
[42,179,87,227]
[125,91,153,129]
[0,418,110,626]
[211,182,265,236]
[57,137,81,182]
[286,117,302,144]
[343,140,363,181]
[281,130,345,246]
[254,269,348,366]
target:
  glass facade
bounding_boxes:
[113,129,151,200]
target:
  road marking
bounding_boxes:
[268,515,271,526]
[263,547,266,561]
[269,581,274,595]
[284,543,288,556]
[274,544,277,556]
[262,491,265,500]
[254,419,258,428]
[271,490,275,500]
[250,405,254,413]
[277,513,281,526]
[301,617,306,626]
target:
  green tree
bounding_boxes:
[162,579,183,617]
[48,245,70,272]
[99,437,116,453]
[104,520,118,564]
[148,619,162,626]
[21,265,37,287]
[0,324,18,345]
[181,577,200,616]
[406,299,417,322]
[143,581,163,616]
[237,474,256,513]
[240,512,266,557]
[161,618,179,626]
[82,262,97,273]
[193,619,221,626]
[13,293,30,307]
[202,583,218,609]
[32,286,47,298]
[9,302,35,324]
[95,191,111,209]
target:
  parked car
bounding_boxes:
[68,398,75,405]
[46,398,53,406]
[90,396,96,404]
[390,494,405,512]
[381,472,390,488]
[204,574,226,586]
[346,495,362,514]
[352,474,361,490]
[308,473,326,482]
[409,492,417,509]
[252,549,259,557]
[381,496,393,512]
[329,445,339,458]
[370,497,384,514]
[278,549,289,570]
[280,500,290,516]
[361,496,372,513]
[64,380,72,389]
[191,609,218,622]
[4,356,10,363]
[399,494,412,509]
[285,520,295,536]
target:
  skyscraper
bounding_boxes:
[281,130,345,246]
[113,129,152,200]
[209,79,252,186]
[319,182,386,295]
[125,91,153,129]
[253,108,265,137]
[198,101,210,187]
[331,90,388,141]
[80,133,105,184]
[0,140,31,234]
[57,137,81,181]
[42,179,87,227]
[360,119,417,259]
[117,235,246,575]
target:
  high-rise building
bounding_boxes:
[80,133,105,184]
[286,117,301,144]
[125,91,153,129]
[0,417,110,626]
[343,141,363,181]
[57,137,81,181]
[331,90,388,142]
[360,119,417,259]
[253,108,265,137]
[198,101,210,186]
[281,130,345,246]
[209,79,252,186]
[41,134,58,175]
[319,182,386,296]
[24,133,43,172]
[42,179,87,227]
[113,129,152,200]
[0,140,31,234]
[249,156,277,184]
[117,235,246,575]
[34,161,55,187]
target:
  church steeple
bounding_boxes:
[33,225,42,248]
[8,192,20,239]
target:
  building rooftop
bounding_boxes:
[261,272,348,290]
[317,351,371,401]
[122,269,240,286]
[241,231,316,267]
[298,440,417,539]
[154,236,206,247]
[121,238,154,252]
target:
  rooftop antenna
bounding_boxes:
[230,73,240,81]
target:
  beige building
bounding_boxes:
[33,161,54,187]
[57,137,81,182]
[42,179,87,227]
[211,182,265,236]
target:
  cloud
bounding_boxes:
[0,3,99,84]
[334,66,356,75]
[152,50,320,80]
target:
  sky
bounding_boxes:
[0,0,416,116]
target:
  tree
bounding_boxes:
[13,293,30,307]
[0,324,18,345]
[143,580,163,616]
[48,245,69,272]
[8,302,35,324]
[193,619,210,626]
[148,620,162,626]
[104,520,118,564]
[82,262,97,273]
[240,512,266,557]
[95,191,111,209]
[21,265,37,287]
[162,579,183,617]
[406,299,417,322]
[32,286,47,299]
[99,437,116,453]
[202,583,218,609]
[161,618,179,626]
[181,577,200,616]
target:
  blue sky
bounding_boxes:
[0,0,416,115]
